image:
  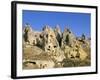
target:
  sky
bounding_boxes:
[22,10,91,37]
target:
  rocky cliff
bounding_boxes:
[23,24,91,69]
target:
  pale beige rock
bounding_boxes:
[78,46,88,61]
[22,24,90,68]
[42,26,59,54]
[23,54,55,69]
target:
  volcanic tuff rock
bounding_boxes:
[54,25,62,46]
[23,24,91,69]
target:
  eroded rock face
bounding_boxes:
[42,26,59,53]
[23,25,37,46]
[23,24,42,48]
[63,39,88,61]
[23,24,91,69]
[54,25,62,46]
[61,28,76,48]
[23,54,55,69]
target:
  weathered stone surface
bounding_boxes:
[23,54,55,69]
[23,24,37,46]
[23,24,91,69]
[61,27,76,48]
[42,26,59,54]
[54,25,62,46]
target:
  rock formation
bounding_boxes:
[23,24,37,46]
[23,24,91,69]
[41,26,60,56]
[61,27,76,48]
[54,25,62,46]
